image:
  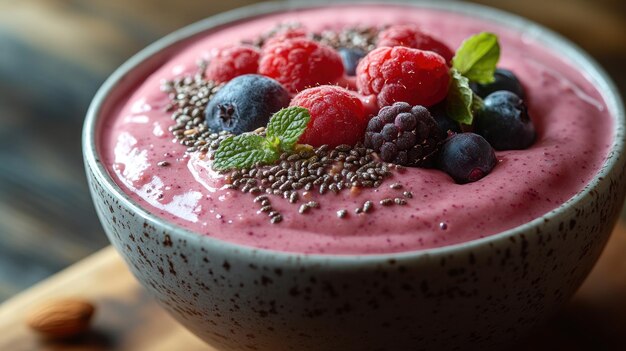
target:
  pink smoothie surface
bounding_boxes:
[99,5,613,255]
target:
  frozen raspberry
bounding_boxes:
[290,86,367,147]
[356,46,449,108]
[259,38,344,94]
[263,27,308,48]
[364,102,443,167]
[205,45,260,83]
[377,24,454,63]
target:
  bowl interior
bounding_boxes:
[83,0,625,263]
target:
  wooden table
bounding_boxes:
[1,221,625,350]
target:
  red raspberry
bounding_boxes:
[205,45,260,83]
[263,27,308,48]
[290,86,367,147]
[377,24,454,63]
[259,38,344,94]
[356,46,449,108]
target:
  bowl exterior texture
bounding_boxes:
[85,153,626,350]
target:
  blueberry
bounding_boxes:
[205,74,290,134]
[338,47,366,76]
[475,91,536,150]
[438,133,497,184]
[429,103,461,138]
[470,68,525,98]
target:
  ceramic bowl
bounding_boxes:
[83,1,626,350]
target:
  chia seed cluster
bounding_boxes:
[222,143,412,223]
[314,26,379,52]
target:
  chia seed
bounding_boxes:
[380,198,394,206]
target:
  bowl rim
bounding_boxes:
[83,0,625,264]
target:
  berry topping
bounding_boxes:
[364,102,443,166]
[205,74,290,134]
[205,45,261,83]
[290,86,367,147]
[377,24,454,63]
[470,68,525,98]
[259,38,344,93]
[338,47,366,76]
[475,91,536,150]
[356,46,449,108]
[262,27,308,48]
[437,133,497,184]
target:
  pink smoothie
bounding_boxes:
[99,5,613,255]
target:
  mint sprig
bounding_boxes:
[446,32,500,125]
[266,106,310,152]
[212,107,311,171]
[446,69,474,126]
[452,32,500,84]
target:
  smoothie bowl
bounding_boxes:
[83,1,625,350]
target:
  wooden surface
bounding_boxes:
[0,223,625,351]
[0,0,624,309]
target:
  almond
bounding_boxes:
[26,298,95,338]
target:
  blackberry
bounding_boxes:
[364,102,443,166]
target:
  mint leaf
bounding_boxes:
[266,107,311,151]
[212,134,279,171]
[452,32,500,84]
[446,68,474,125]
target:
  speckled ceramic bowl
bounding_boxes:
[83,1,625,350]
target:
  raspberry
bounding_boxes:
[364,102,443,166]
[290,86,367,147]
[356,46,449,108]
[259,38,344,94]
[205,45,260,83]
[377,24,454,63]
[263,27,308,48]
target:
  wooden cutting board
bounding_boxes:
[1,222,626,351]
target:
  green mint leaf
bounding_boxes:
[212,134,279,171]
[446,68,474,125]
[452,32,500,84]
[266,107,311,152]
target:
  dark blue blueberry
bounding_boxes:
[470,68,525,98]
[475,91,536,150]
[338,47,366,76]
[429,103,461,138]
[438,133,497,184]
[205,74,290,134]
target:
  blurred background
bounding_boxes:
[0,0,624,303]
